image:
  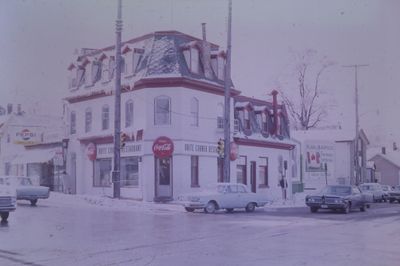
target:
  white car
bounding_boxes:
[359,183,385,203]
[178,183,269,213]
[0,178,17,222]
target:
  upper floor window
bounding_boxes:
[132,48,144,73]
[125,100,134,127]
[77,67,85,87]
[154,96,171,125]
[190,97,199,127]
[183,47,200,74]
[102,58,110,82]
[70,111,76,134]
[91,61,102,84]
[217,55,225,80]
[244,109,250,130]
[85,108,92,133]
[102,105,109,130]
[120,57,126,74]
[109,56,115,80]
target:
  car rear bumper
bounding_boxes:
[180,201,206,209]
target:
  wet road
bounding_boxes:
[1,199,399,266]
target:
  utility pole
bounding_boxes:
[342,64,368,185]
[223,0,232,183]
[112,0,123,198]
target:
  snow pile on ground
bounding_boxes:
[264,192,307,208]
[48,192,183,213]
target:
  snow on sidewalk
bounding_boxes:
[45,191,307,214]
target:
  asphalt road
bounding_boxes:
[1,199,399,266]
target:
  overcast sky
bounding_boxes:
[0,0,399,146]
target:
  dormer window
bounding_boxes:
[122,46,132,75]
[244,109,250,130]
[133,48,144,74]
[101,58,109,82]
[183,46,200,74]
[91,60,102,84]
[76,67,85,87]
[109,56,115,80]
[262,112,268,132]
[120,57,126,74]
[211,54,218,78]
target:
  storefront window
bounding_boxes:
[94,158,112,187]
[258,157,269,187]
[237,156,247,184]
[191,156,199,187]
[121,157,139,187]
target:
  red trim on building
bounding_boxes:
[133,77,241,96]
[234,137,294,150]
[78,135,114,145]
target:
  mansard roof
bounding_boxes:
[69,30,234,90]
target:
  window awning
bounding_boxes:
[12,150,56,164]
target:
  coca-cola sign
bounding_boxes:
[152,136,174,158]
[86,142,96,161]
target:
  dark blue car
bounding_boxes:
[305,185,368,214]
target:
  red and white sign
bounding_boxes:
[152,136,174,158]
[86,142,97,161]
[230,142,239,161]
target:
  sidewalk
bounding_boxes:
[45,191,307,213]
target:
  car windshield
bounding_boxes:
[321,186,351,196]
[19,177,33,186]
[360,184,379,191]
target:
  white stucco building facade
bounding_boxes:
[64,31,295,202]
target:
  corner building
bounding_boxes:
[64,31,295,202]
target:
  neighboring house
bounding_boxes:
[0,113,67,191]
[64,30,295,202]
[368,150,400,186]
[291,129,370,191]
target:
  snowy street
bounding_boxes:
[1,193,399,266]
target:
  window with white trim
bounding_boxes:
[190,97,199,127]
[109,56,115,80]
[85,108,92,133]
[125,100,134,127]
[91,61,102,84]
[121,156,139,187]
[258,157,269,187]
[76,67,85,87]
[191,156,199,187]
[94,158,112,187]
[183,47,200,74]
[237,156,247,185]
[70,111,76,134]
[154,96,171,125]
[102,105,109,130]
[102,58,109,82]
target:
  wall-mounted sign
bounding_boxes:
[304,141,335,172]
[153,136,174,158]
[86,142,96,161]
[13,127,41,145]
[230,142,239,161]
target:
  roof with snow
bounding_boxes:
[368,150,400,169]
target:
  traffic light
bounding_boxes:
[217,138,224,158]
[120,132,128,149]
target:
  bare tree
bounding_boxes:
[278,49,334,130]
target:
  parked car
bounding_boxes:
[388,185,400,203]
[0,178,17,222]
[0,176,50,206]
[177,183,269,213]
[381,185,392,202]
[359,183,385,202]
[305,185,367,214]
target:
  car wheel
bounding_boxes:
[184,207,195,212]
[225,208,234,213]
[204,201,217,214]
[360,204,366,212]
[30,199,38,206]
[310,207,318,213]
[0,212,9,222]
[343,203,350,214]
[245,202,256,212]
